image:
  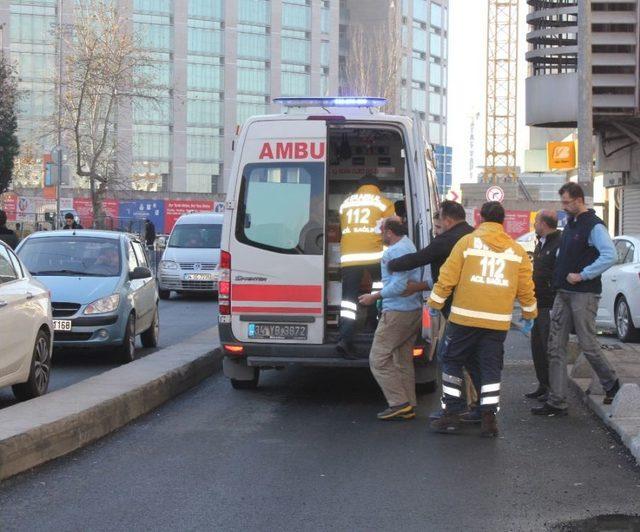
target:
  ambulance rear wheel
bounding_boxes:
[231,369,260,390]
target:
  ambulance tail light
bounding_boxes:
[219,251,231,316]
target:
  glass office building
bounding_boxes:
[1,0,448,194]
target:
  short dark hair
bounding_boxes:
[0,210,6,226]
[538,211,558,229]
[439,200,466,221]
[558,182,584,200]
[480,201,505,224]
[65,212,74,219]
[384,219,408,236]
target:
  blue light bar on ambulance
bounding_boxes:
[273,97,387,108]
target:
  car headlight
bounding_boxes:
[159,260,178,270]
[84,294,120,315]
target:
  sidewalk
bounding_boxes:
[568,338,640,464]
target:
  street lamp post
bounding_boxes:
[577,0,593,198]
[55,0,64,228]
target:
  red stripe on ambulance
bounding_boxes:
[231,306,322,314]
[259,142,325,160]
[233,284,322,302]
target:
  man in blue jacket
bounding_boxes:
[532,182,620,416]
[359,218,422,420]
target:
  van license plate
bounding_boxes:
[53,320,72,331]
[248,323,308,341]
[184,273,212,281]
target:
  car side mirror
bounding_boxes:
[130,266,152,280]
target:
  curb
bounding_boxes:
[0,327,221,481]
[568,346,640,466]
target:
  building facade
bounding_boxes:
[525,0,640,232]
[1,0,449,196]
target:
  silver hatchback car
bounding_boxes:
[17,230,159,363]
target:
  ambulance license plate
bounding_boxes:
[248,323,308,341]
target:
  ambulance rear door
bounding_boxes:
[228,118,327,345]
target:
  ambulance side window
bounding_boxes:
[236,162,325,255]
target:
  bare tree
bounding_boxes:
[60,0,156,221]
[343,3,402,113]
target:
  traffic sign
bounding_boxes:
[486,185,505,203]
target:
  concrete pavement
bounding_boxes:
[1,331,639,531]
[568,339,640,465]
[0,327,220,480]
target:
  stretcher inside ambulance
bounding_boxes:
[218,97,440,389]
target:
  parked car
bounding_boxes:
[596,235,640,342]
[157,212,223,299]
[0,240,53,400]
[16,230,159,362]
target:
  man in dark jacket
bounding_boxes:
[524,210,561,401]
[388,200,474,316]
[0,210,18,249]
[62,212,83,229]
[532,183,620,416]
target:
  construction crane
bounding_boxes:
[483,0,519,183]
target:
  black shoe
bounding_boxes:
[428,409,445,421]
[430,412,462,433]
[531,403,568,417]
[460,408,482,424]
[524,387,547,399]
[336,340,359,360]
[537,392,549,403]
[377,403,413,420]
[604,379,620,405]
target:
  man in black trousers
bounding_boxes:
[524,210,561,402]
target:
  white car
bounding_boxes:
[596,235,640,342]
[0,240,53,400]
[157,212,223,299]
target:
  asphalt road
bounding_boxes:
[1,330,639,531]
[0,294,218,409]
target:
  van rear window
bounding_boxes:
[236,162,324,255]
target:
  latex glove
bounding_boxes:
[428,307,439,317]
[520,318,534,335]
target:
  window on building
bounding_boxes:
[134,15,172,50]
[430,32,441,57]
[413,0,428,22]
[412,86,426,113]
[187,59,224,90]
[412,56,427,83]
[237,94,269,124]
[188,0,223,19]
[321,1,330,33]
[134,0,172,14]
[133,96,172,124]
[133,125,172,159]
[430,60,442,86]
[188,22,223,55]
[429,122,440,144]
[282,2,310,29]
[237,28,270,60]
[187,91,222,125]
[237,60,269,93]
[281,64,310,97]
[431,2,442,28]
[238,0,270,24]
[413,24,427,53]
[187,162,220,193]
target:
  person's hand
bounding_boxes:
[520,318,534,335]
[402,280,426,296]
[566,272,583,285]
[358,293,378,306]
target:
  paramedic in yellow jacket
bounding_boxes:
[337,174,395,358]
[428,201,537,437]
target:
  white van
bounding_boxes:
[157,212,223,299]
[218,97,440,389]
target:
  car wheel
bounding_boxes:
[12,329,52,401]
[615,296,639,342]
[230,369,260,390]
[115,313,136,363]
[141,306,159,348]
[158,289,171,300]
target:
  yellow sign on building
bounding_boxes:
[547,141,577,170]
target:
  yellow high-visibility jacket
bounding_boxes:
[428,222,537,331]
[339,184,395,266]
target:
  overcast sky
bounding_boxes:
[447,0,529,187]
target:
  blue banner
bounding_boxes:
[118,200,165,234]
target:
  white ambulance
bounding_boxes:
[218,97,440,389]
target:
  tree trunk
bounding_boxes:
[90,176,107,228]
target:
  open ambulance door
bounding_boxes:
[227,119,328,346]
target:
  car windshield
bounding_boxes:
[168,224,222,249]
[18,237,122,277]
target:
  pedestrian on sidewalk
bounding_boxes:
[428,201,537,437]
[387,200,480,422]
[524,210,562,402]
[358,218,422,421]
[0,210,18,249]
[532,183,620,417]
